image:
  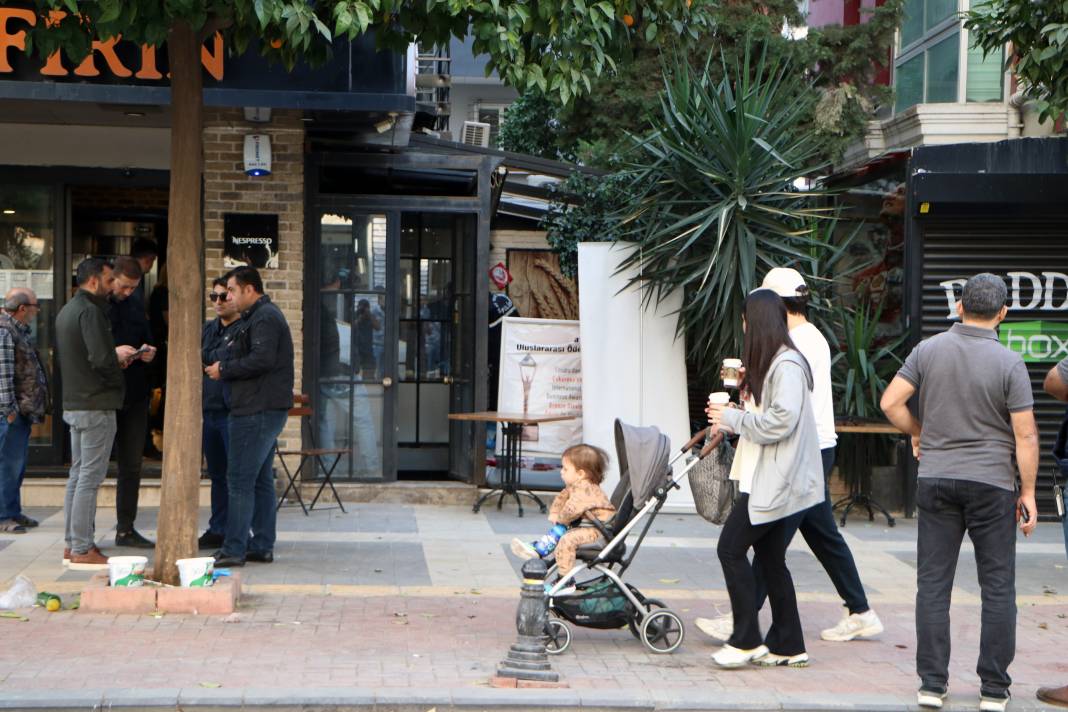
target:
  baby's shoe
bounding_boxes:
[510,538,538,560]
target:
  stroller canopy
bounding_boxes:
[612,419,672,508]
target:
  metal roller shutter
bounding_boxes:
[916,220,1068,515]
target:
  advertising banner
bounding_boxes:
[496,317,582,456]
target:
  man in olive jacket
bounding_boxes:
[56,259,137,570]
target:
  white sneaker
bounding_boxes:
[979,692,1009,711]
[510,538,538,560]
[753,651,809,668]
[695,614,733,642]
[820,609,884,642]
[917,688,948,709]
[711,644,768,669]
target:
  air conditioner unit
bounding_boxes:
[462,120,491,148]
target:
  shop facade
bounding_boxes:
[0,15,580,485]
[906,137,1068,514]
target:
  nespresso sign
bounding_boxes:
[0,8,224,82]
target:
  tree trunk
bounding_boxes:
[154,20,205,585]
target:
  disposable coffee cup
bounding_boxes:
[722,358,743,388]
[176,557,215,588]
[708,391,730,407]
[107,556,147,587]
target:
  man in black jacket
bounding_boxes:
[198,277,240,550]
[57,259,138,570]
[205,267,293,567]
[108,257,157,549]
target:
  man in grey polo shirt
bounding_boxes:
[882,273,1038,712]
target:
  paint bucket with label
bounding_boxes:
[107,556,147,587]
[176,557,215,588]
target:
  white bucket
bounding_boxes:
[176,557,215,588]
[107,556,147,587]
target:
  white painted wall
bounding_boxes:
[0,122,170,169]
[578,242,695,512]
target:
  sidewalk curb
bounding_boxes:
[0,687,1051,711]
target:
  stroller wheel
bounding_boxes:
[640,609,684,654]
[545,618,572,655]
[628,598,666,640]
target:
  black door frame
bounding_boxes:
[0,165,169,468]
[305,151,496,483]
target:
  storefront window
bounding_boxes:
[0,184,55,445]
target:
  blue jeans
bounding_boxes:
[0,414,31,520]
[203,410,230,536]
[753,447,870,615]
[916,477,1016,698]
[222,409,287,558]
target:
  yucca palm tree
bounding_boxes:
[617,42,834,377]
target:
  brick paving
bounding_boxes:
[0,503,1067,709]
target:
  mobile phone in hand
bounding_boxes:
[1020,502,1031,527]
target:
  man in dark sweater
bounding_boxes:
[204,267,293,567]
[108,257,157,549]
[198,277,241,550]
[57,259,138,570]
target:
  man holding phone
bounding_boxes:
[881,273,1038,712]
[108,257,157,549]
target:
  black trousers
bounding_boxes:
[114,398,150,532]
[717,493,806,655]
[753,447,870,615]
[916,477,1016,697]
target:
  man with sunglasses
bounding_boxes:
[198,278,240,549]
[0,288,49,534]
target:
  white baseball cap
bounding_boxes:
[760,267,808,298]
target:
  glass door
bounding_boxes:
[316,211,395,481]
[0,183,60,465]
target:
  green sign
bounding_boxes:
[999,321,1068,362]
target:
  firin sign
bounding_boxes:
[940,271,1068,363]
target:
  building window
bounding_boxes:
[894,0,1004,113]
[472,103,510,147]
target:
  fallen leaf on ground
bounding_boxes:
[199,682,222,688]
[895,644,908,649]
[373,568,383,573]
[393,612,408,618]
[1039,623,1049,630]
[470,589,482,595]
[658,578,680,584]
[0,612,28,621]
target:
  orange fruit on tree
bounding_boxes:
[623,13,635,26]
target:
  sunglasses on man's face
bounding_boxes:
[209,293,229,302]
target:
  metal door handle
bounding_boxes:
[382,377,393,387]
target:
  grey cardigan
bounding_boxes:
[719,348,824,525]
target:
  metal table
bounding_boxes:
[448,411,578,517]
[834,422,911,527]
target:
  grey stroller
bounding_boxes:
[543,419,719,654]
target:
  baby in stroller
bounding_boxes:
[511,444,616,588]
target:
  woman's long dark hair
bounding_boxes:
[741,289,805,407]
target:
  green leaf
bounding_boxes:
[645,22,658,41]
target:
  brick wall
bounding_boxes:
[202,108,305,452]
[70,185,170,212]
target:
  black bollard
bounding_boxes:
[496,558,559,682]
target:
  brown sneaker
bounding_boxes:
[69,547,109,571]
[63,545,101,566]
